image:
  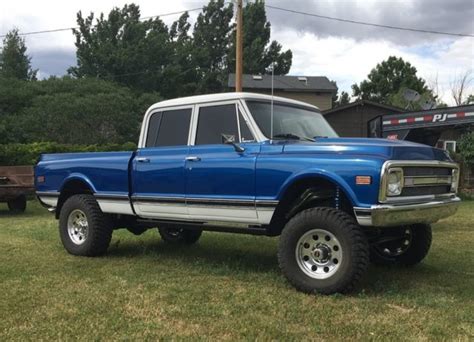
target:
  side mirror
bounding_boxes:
[221,134,245,153]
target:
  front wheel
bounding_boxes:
[370,224,432,266]
[158,226,202,244]
[278,208,369,294]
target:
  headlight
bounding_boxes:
[387,168,404,196]
[451,168,459,192]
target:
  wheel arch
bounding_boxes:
[56,174,96,219]
[268,172,357,236]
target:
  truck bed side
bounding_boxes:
[35,151,135,215]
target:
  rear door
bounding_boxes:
[132,106,192,219]
[185,102,260,223]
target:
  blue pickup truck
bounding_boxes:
[35,93,461,294]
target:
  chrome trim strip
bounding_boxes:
[36,191,60,198]
[132,196,185,204]
[403,175,452,187]
[354,196,461,227]
[255,200,279,208]
[131,195,278,208]
[94,193,130,201]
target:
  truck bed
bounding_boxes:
[35,151,134,212]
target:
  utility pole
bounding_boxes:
[235,0,243,92]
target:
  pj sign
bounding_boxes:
[432,113,448,122]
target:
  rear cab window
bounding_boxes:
[146,108,192,147]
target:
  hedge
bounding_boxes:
[0,142,137,166]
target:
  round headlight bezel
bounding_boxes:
[386,168,404,197]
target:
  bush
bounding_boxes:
[458,132,474,165]
[0,76,161,145]
[0,142,137,166]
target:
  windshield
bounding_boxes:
[246,101,338,140]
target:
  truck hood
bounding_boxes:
[281,137,451,161]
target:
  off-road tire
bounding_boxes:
[278,207,369,294]
[59,194,113,256]
[7,195,27,213]
[158,226,202,244]
[370,224,432,266]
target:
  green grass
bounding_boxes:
[1,201,473,340]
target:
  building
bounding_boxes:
[227,73,337,110]
[322,100,403,137]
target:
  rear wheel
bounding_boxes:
[278,207,369,294]
[59,194,113,256]
[7,195,27,213]
[370,224,432,266]
[158,226,202,244]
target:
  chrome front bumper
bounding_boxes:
[354,197,461,227]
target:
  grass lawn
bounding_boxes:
[1,201,473,340]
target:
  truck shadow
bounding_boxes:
[107,236,280,274]
[104,234,461,296]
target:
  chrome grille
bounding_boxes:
[379,161,459,203]
[403,167,452,177]
[401,185,451,196]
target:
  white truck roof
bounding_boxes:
[147,92,320,111]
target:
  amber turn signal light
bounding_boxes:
[355,176,371,185]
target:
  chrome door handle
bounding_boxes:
[136,157,150,163]
[185,156,201,162]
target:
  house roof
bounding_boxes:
[322,99,404,115]
[228,74,337,93]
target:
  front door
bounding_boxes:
[132,106,192,219]
[185,102,260,223]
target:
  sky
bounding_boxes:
[1,0,473,105]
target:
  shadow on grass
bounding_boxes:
[103,234,458,296]
[0,208,38,218]
[106,235,280,274]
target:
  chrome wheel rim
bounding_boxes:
[67,209,89,245]
[296,229,343,279]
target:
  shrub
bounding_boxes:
[458,132,474,165]
[0,142,137,166]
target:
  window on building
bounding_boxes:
[146,108,191,147]
[443,140,457,153]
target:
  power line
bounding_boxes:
[0,7,204,38]
[265,5,474,38]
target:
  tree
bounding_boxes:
[464,94,474,105]
[192,0,235,93]
[0,29,37,80]
[450,70,473,106]
[330,81,350,108]
[458,132,474,165]
[338,91,350,106]
[68,4,171,94]
[0,76,161,145]
[352,56,431,107]
[163,12,202,98]
[228,0,292,75]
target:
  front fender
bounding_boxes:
[276,169,359,206]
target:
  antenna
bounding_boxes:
[270,62,274,140]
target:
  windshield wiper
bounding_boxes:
[273,133,315,142]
